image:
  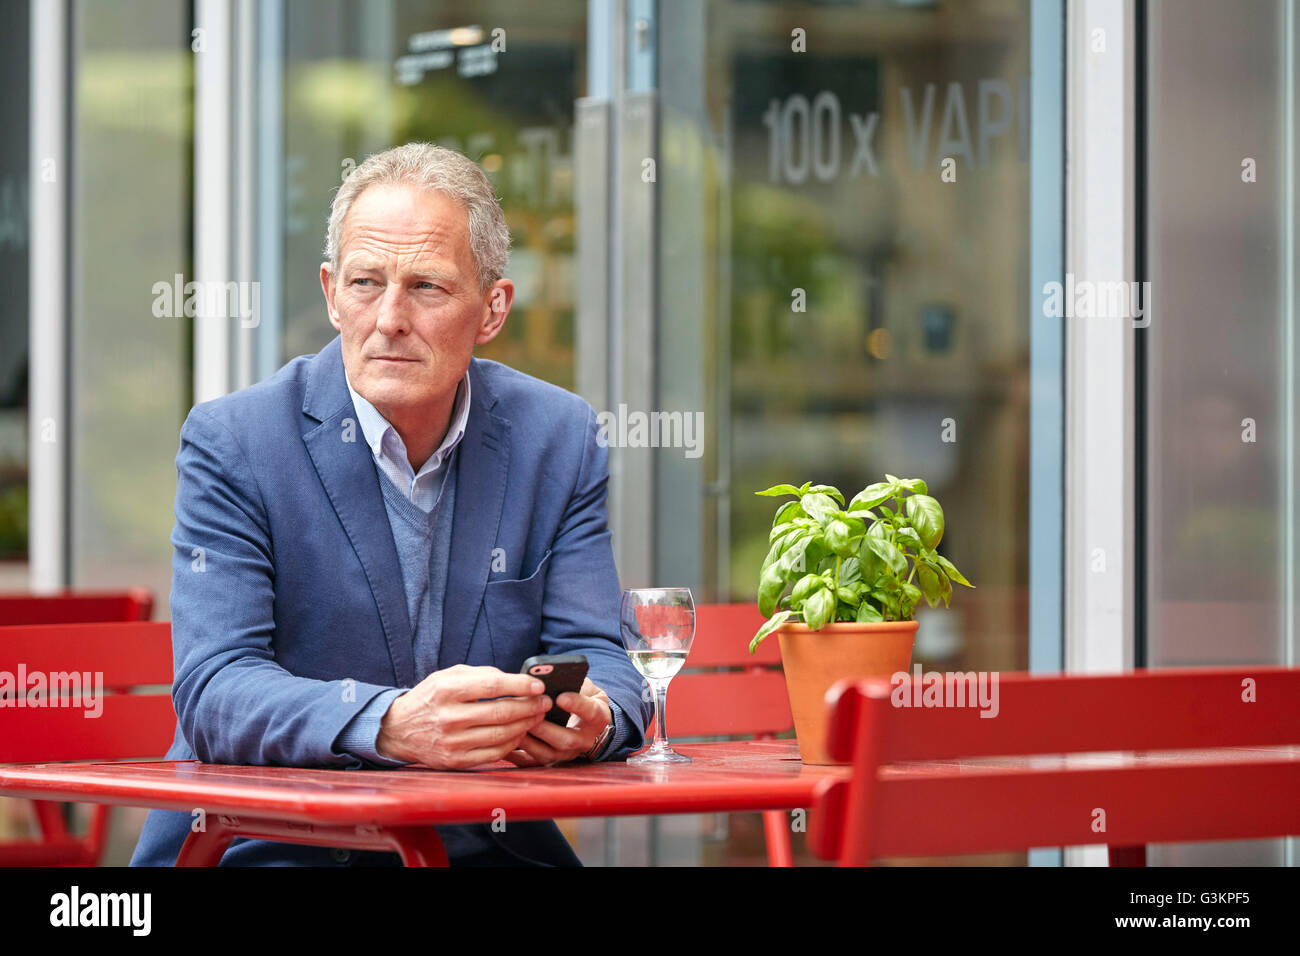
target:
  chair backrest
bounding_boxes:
[0,589,154,625]
[653,603,792,738]
[816,667,1300,863]
[0,621,176,762]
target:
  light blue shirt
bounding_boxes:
[345,371,470,513]
[336,369,627,765]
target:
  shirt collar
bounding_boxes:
[344,366,472,474]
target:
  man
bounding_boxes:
[131,142,650,867]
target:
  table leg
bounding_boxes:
[388,827,450,866]
[175,816,450,867]
[1108,845,1147,867]
[176,821,235,866]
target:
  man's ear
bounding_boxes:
[320,262,342,332]
[475,278,514,346]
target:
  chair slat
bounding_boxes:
[0,622,174,687]
[829,668,1300,763]
[660,670,792,737]
[0,694,177,762]
[0,590,153,625]
[689,604,780,666]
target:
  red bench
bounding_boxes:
[810,667,1300,866]
[0,621,175,865]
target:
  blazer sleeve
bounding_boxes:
[537,403,654,759]
[168,405,399,768]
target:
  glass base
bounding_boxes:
[628,744,692,765]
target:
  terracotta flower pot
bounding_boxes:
[777,619,919,765]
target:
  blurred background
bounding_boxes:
[0,0,1296,867]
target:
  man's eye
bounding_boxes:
[416,281,436,290]
[352,277,375,286]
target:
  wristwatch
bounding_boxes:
[582,717,615,762]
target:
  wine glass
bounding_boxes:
[620,587,695,764]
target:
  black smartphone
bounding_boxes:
[520,653,589,726]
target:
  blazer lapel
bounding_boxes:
[438,358,510,669]
[301,336,417,688]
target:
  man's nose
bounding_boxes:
[374,283,411,337]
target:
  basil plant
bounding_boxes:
[750,476,973,653]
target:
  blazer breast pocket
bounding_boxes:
[483,549,553,671]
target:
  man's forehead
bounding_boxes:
[338,186,470,273]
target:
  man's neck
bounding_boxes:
[382,393,455,472]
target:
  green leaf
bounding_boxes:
[898,581,922,619]
[848,482,894,512]
[935,554,973,587]
[836,586,861,607]
[758,562,785,617]
[856,601,884,623]
[801,492,838,526]
[804,586,836,630]
[905,494,945,550]
[756,484,802,497]
[838,556,862,585]
[771,499,804,527]
[916,562,941,608]
[768,521,796,545]
[808,484,845,507]
[895,527,924,552]
[749,610,793,653]
[864,535,907,576]
[760,537,784,574]
[779,536,813,575]
[839,513,868,536]
[898,477,928,494]
[791,572,824,604]
[825,518,856,557]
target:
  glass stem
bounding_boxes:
[651,678,670,749]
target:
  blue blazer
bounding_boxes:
[131,335,651,866]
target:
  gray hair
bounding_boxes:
[324,142,509,291]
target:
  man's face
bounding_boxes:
[320,182,511,417]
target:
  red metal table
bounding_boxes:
[0,740,842,865]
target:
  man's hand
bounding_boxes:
[504,677,612,767]
[375,664,552,769]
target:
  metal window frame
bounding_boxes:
[27,0,71,591]
[1027,0,1067,869]
[1064,0,1139,867]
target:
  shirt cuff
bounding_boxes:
[597,698,631,761]
[335,688,408,767]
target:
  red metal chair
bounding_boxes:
[810,667,1300,866]
[0,621,176,865]
[642,603,797,866]
[0,588,154,625]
